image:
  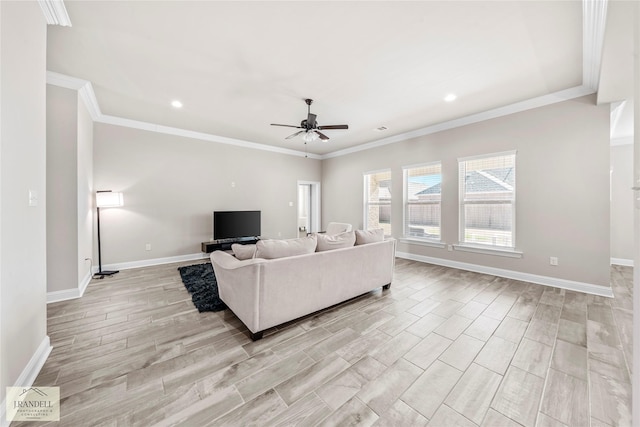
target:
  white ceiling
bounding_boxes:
[47,1,634,156]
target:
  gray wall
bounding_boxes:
[46,86,79,292]
[46,85,94,294]
[77,94,94,283]
[0,0,48,407]
[611,143,634,263]
[322,95,611,288]
[93,123,322,265]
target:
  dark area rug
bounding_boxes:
[177,262,227,312]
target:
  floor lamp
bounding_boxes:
[95,190,124,279]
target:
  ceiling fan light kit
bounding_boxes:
[303,131,319,143]
[271,98,348,144]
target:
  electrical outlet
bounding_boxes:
[145,243,152,251]
[550,256,558,266]
[447,245,453,252]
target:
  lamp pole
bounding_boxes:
[94,190,122,279]
[97,205,103,274]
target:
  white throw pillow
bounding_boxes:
[255,235,317,259]
[355,228,385,245]
[232,243,256,260]
[316,231,356,252]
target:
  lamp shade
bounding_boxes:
[96,191,124,208]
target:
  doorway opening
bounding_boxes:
[297,181,321,237]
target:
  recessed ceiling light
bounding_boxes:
[444,94,457,102]
[171,100,183,109]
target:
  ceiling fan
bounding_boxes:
[271,98,348,142]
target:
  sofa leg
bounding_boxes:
[250,331,264,341]
[383,283,391,290]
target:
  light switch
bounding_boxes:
[28,190,38,207]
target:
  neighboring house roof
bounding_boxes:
[463,167,514,193]
[416,182,441,195]
[413,167,514,196]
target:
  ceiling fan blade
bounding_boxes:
[271,123,303,128]
[307,113,317,128]
[315,131,330,140]
[285,130,305,139]
[317,124,349,130]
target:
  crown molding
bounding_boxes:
[46,70,85,90]
[97,114,323,159]
[78,84,102,122]
[583,0,608,90]
[46,72,596,162]
[99,85,595,161]
[38,0,71,26]
[321,85,596,159]
[46,71,321,160]
[44,0,607,161]
[46,71,101,121]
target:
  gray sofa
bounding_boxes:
[210,236,396,340]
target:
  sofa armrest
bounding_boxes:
[210,251,266,333]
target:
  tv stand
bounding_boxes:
[201,236,259,253]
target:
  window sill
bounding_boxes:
[400,238,446,249]
[453,244,523,258]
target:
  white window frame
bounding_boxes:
[402,162,443,245]
[363,169,392,236]
[456,151,522,258]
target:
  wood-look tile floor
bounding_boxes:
[19,259,632,426]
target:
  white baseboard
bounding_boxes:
[95,252,209,273]
[47,270,92,304]
[396,251,614,298]
[0,336,52,427]
[48,253,208,304]
[611,258,634,267]
[46,287,80,304]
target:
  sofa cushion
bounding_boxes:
[355,228,385,245]
[316,231,356,252]
[255,235,317,259]
[232,243,256,260]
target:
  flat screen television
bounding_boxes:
[213,210,261,240]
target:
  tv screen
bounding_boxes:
[214,210,261,240]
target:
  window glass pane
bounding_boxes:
[463,204,513,246]
[462,156,514,201]
[406,204,440,238]
[366,204,392,235]
[367,170,392,202]
[365,170,391,234]
[405,164,441,239]
[460,153,515,248]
